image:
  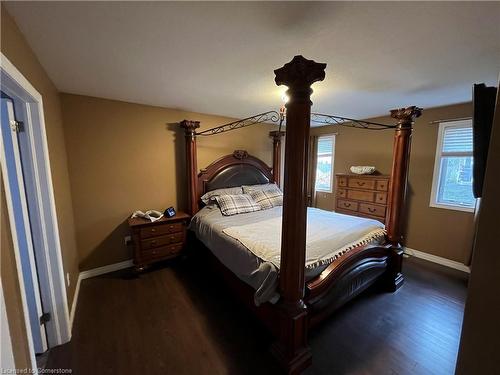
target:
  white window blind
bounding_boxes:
[315,135,335,192]
[430,120,475,212]
[442,126,473,153]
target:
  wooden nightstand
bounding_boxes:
[128,212,190,271]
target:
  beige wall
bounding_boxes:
[456,81,499,374]
[1,7,81,366]
[60,94,277,270]
[311,103,475,264]
[1,5,79,307]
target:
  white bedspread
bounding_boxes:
[223,207,386,270]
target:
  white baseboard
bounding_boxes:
[404,247,470,274]
[69,274,82,332]
[69,259,133,331]
[79,259,134,280]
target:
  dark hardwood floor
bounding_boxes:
[47,256,467,375]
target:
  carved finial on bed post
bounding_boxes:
[180,120,200,215]
[269,131,285,186]
[272,55,326,373]
[386,106,422,291]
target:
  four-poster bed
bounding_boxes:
[179,55,422,374]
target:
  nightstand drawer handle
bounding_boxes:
[344,202,351,207]
[356,181,365,186]
[151,228,156,233]
[368,208,376,213]
[150,240,157,245]
[169,225,174,230]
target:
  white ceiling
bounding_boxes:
[5,2,500,121]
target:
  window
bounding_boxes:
[430,120,476,212]
[315,135,335,192]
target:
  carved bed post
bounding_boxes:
[272,56,326,374]
[180,120,200,216]
[386,106,422,290]
[269,130,285,186]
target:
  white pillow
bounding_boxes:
[200,187,243,205]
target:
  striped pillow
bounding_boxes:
[248,188,283,210]
[215,194,262,216]
[201,187,243,205]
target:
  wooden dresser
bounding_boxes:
[128,212,190,271]
[335,174,390,222]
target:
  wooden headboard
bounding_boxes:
[196,150,274,208]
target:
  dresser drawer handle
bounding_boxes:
[150,240,157,245]
[356,181,365,186]
[170,236,175,241]
[343,202,351,208]
[368,207,377,213]
[169,225,174,230]
[152,250,157,255]
[151,228,156,233]
[378,196,384,200]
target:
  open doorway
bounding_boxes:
[1,54,70,370]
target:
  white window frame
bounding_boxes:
[430,119,475,213]
[315,134,336,193]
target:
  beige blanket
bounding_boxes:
[223,207,386,269]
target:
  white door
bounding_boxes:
[0,95,48,353]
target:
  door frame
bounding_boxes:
[1,53,71,369]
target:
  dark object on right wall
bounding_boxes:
[472,83,498,198]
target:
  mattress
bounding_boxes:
[190,205,385,306]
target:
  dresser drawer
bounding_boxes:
[337,199,359,212]
[359,203,386,217]
[337,176,347,187]
[337,188,347,198]
[140,222,184,239]
[375,192,387,204]
[141,243,184,261]
[376,180,389,191]
[348,178,375,190]
[140,232,184,250]
[347,189,374,202]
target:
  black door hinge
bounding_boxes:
[40,312,51,325]
[9,120,24,133]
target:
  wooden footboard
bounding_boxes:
[190,232,400,332]
[305,243,393,327]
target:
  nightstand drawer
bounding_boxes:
[140,222,183,238]
[142,243,184,261]
[359,203,386,217]
[141,232,184,250]
[337,199,358,212]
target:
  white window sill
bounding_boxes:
[429,201,475,213]
[316,189,332,194]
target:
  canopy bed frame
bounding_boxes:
[179,55,422,374]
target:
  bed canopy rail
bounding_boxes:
[195,110,283,136]
[310,113,398,130]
